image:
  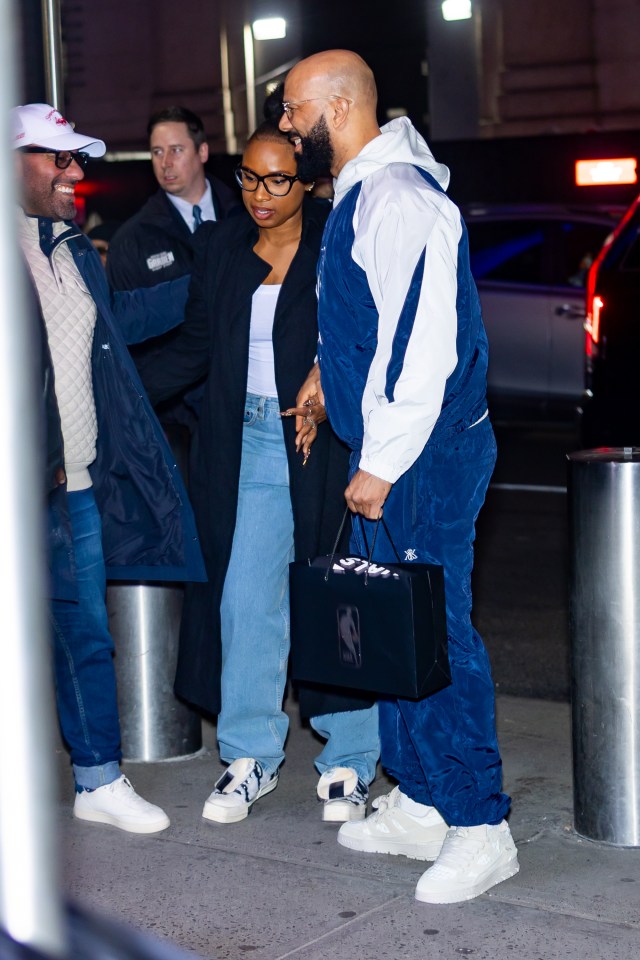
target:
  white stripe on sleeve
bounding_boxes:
[351,165,459,484]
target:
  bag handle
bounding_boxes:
[358,513,403,565]
[325,508,402,584]
[325,507,351,580]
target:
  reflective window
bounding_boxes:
[552,221,614,288]
[619,221,640,272]
[467,221,546,285]
[603,212,640,272]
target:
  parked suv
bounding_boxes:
[464,204,621,418]
[580,193,640,447]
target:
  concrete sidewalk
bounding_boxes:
[55,696,640,960]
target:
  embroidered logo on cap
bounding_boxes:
[45,108,69,127]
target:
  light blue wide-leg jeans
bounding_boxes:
[218,393,379,785]
[218,395,293,777]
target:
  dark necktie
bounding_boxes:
[192,205,203,230]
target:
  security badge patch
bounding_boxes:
[146,251,175,272]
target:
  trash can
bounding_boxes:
[107,582,202,761]
[106,424,202,762]
[568,447,640,846]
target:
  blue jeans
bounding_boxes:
[218,394,379,782]
[50,488,122,790]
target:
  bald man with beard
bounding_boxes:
[280,51,519,905]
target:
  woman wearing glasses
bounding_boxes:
[139,115,379,826]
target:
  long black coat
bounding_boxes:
[140,199,372,717]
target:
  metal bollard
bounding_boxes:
[107,583,202,761]
[568,447,640,846]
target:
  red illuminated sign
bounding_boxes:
[576,158,637,186]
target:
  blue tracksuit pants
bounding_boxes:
[351,416,510,827]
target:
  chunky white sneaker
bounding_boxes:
[202,758,278,824]
[338,786,448,859]
[317,767,368,822]
[73,775,170,834]
[415,820,519,904]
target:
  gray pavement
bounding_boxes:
[54,695,640,960]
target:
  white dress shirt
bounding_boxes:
[167,180,216,232]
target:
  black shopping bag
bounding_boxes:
[289,516,450,700]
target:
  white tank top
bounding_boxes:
[246,284,281,397]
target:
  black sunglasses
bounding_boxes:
[19,147,91,171]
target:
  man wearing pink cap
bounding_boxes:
[13,104,205,834]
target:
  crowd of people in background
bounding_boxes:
[13,48,519,906]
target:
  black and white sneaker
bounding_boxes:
[202,758,278,824]
[317,766,369,822]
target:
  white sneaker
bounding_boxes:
[202,758,278,824]
[317,767,368,822]
[73,775,170,834]
[338,786,448,860]
[415,820,519,904]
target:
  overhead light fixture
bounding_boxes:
[252,17,287,40]
[441,1,472,21]
[575,158,637,186]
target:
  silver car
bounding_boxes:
[464,204,620,415]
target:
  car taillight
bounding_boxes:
[585,295,603,345]
[585,295,603,369]
[584,203,621,363]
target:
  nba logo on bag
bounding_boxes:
[337,605,362,668]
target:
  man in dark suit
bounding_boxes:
[108,106,239,432]
[108,106,238,289]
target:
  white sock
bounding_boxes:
[398,791,435,817]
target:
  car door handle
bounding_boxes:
[555,303,585,319]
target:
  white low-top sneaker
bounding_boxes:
[73,775,170,834]
[317,767,368,822]
[415,820,519,904]
[338,786,448,860]
[202,758,278,824]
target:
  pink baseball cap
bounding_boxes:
[11,103,106,157]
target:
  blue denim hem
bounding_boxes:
[310,707,380,784]
[73,760,121,792]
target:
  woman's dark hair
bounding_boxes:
[247,120,292,147]
[263,83,285,124]
[247,83,292,148]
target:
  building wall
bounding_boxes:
[478,0,640,138]
[58,0,302,152]
[61,0,225,150]
[427,0,640,140]
[22,1,640,149]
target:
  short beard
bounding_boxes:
[295,115,335,183]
